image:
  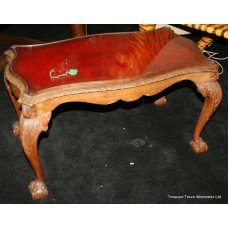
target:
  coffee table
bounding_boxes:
[3,27,222,200]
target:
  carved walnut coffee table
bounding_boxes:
[3,27,222,200]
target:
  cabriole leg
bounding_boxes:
[190,81,222,154]
[20,109,51,200]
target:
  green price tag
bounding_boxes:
[69,69,78,76]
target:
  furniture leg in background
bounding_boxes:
[71,24,87,37]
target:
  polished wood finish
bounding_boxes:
[139,24,224,51]
[8,28,176,93]
[8,28,216,94]
[0,34,43,71]
[3,27,223,199]
[138,24,167,105]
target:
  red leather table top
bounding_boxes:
[9,27,216,94]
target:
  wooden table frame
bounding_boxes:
[3,35,223,200]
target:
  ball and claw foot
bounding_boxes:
[190,137,208,154]
[12,121,20,136]
[28,180,48,200]
[154,96,167,106]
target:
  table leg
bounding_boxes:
[20,111,51,200]
[190,81,222,153]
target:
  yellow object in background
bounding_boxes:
[186,24,228,39]
[139,24,228,51]
[139,24,156,31]
[197,37,214,51]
